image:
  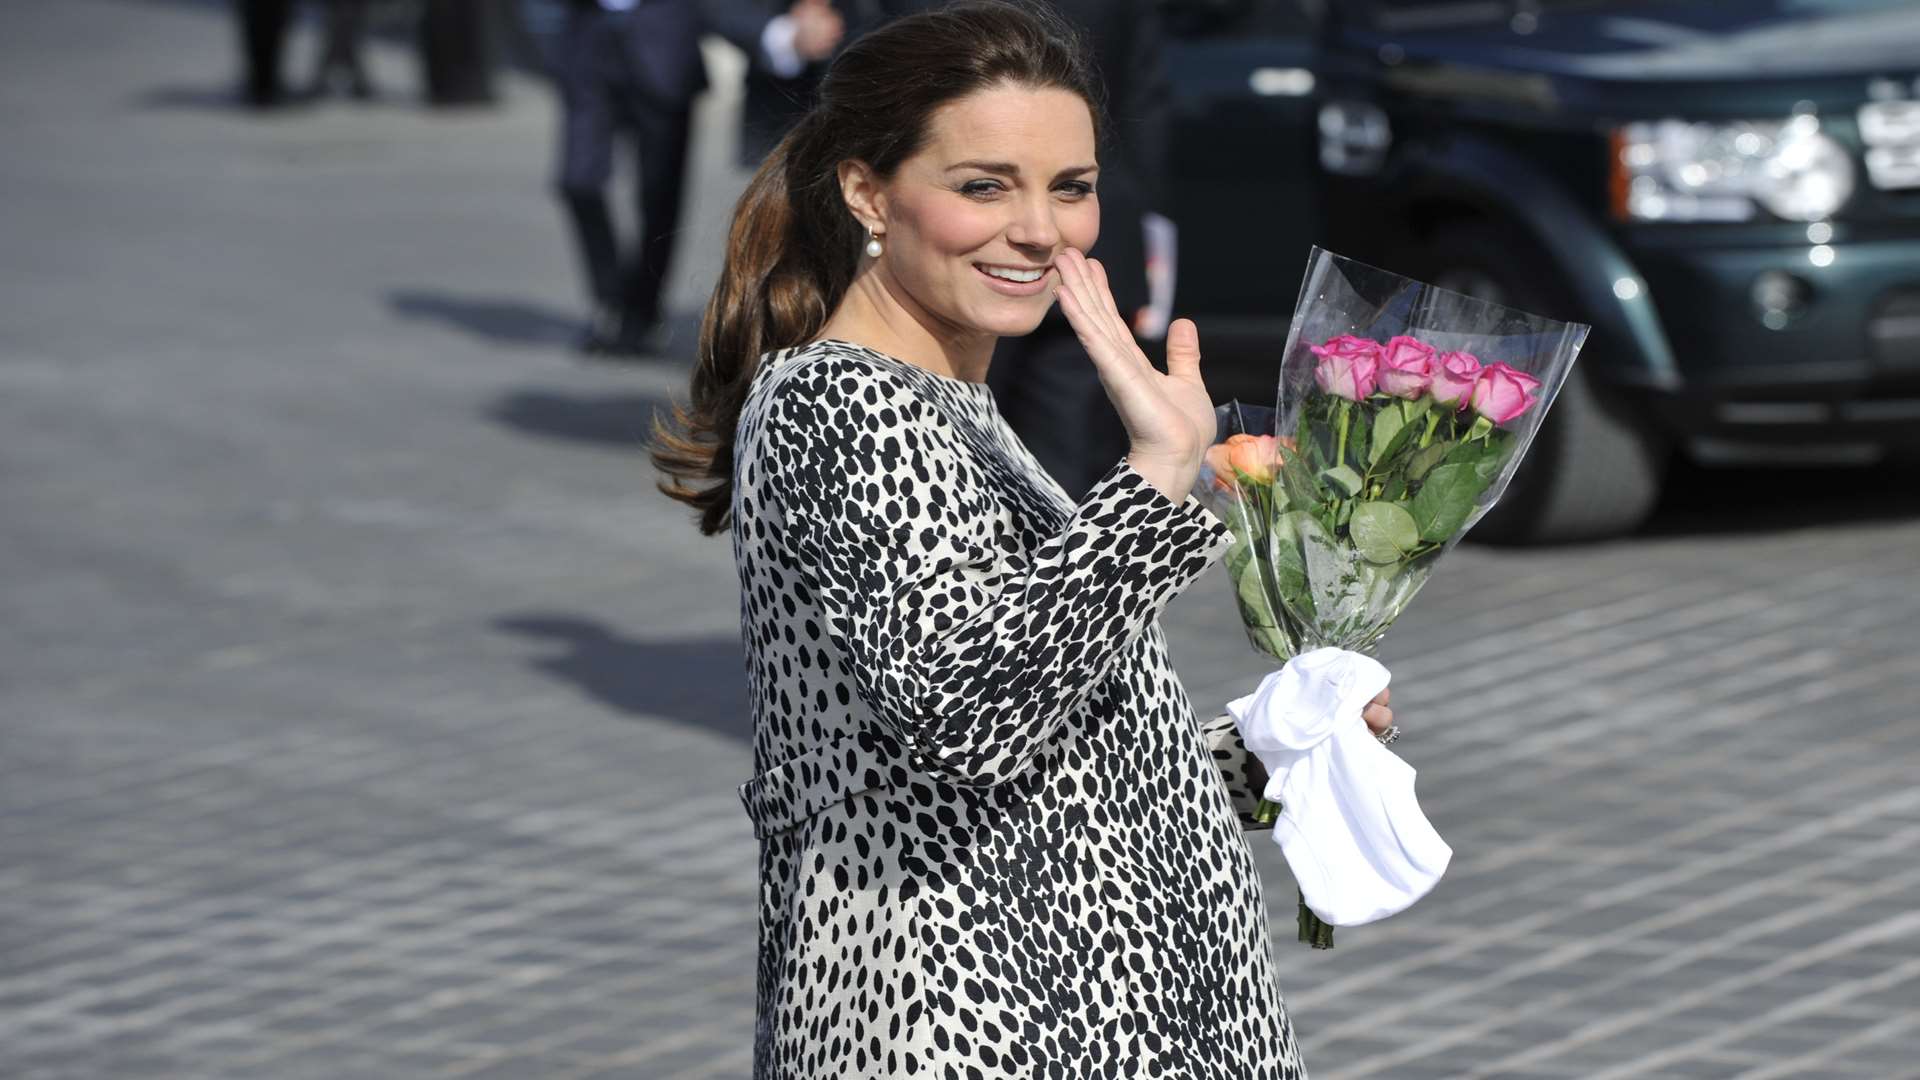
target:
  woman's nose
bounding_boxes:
[1005,195,1060,251]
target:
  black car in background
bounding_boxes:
[1162,0,1920,541]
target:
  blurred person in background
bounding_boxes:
[308,0,376,100]
[234,0,295,107]
[420,0,499,105]
[554,0,845,357]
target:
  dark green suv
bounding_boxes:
[1163,0,1920,541]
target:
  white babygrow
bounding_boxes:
[1227,647,1452,926]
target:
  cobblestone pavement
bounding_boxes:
[4,2,1919,1078]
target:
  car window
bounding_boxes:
[1361,0,1913,31]
[1358,0,1641,30]
[1780,0,1918,10]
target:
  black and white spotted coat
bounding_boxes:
[730,339,1304,1078]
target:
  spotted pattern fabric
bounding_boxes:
[730,339,1305,1078]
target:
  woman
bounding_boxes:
[652,4,1395,1075]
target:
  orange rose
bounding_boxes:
[1225,433,1282,485]
[1204,442,1238,494]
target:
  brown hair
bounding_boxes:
[649,0,1102,535]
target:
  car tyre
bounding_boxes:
[1399,222,1669,544]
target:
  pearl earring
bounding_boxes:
[865,230,884,258]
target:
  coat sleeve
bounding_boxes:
[763,363,1233,787]
[1200,712,1275,832]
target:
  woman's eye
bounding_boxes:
[1057,181,1096,198]
[959,180,1003,198]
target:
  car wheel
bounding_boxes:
[1399,222,1669,544]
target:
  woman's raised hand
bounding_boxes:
[1053,247,1214,503]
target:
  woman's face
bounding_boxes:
[861,83,1100,339]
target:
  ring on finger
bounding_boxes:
[1375,725,1401,747]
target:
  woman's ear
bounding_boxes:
[837,159,887,234]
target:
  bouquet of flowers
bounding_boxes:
[1199,247,1590,946]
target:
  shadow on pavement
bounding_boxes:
[136,83,423,112]
[487,389,671,448]
[389,289,582,348]
[136,84,275,111]
[1641,459,1920,538]
[493,615,749,740]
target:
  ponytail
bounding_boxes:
[649,123,859,535]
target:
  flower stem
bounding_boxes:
[1298,889,1335,949]
[1418,409,1442,449]
[1335,401,1351,471]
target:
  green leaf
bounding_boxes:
[1440,436,1486,470]
[1226,537,1252,578]
[1271,511,1316,622]
[1302,401,1335,471]
[1348,501,1421,564]
[1430,435,1501,489]
[1367,404,1406,468]
[1293,511,1363,620]
[1244,624,1293,663]
[1410,463,1489,542]
[1475,430,1518,483]
[1402,441,1449,484]
[1346,407,1372,467]
[1263,478,1292,517]
[1369,400,1430,477]
[1320,464,1364,498]
[1281,467,1322,514]
[1230,547,1280,628]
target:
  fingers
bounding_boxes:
[1057,251,1168,430]
[1053,252,1104,347]
[1058,250,1124,340]
[1087,256,1127,328]
[1165,318,1201,380]
[1365,688,1393,734]
[1056,249,1128,360]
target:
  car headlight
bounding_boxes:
[1611,115,1856,224]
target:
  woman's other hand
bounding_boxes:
[1053,247,1213,503]
[1362,688,1394,737]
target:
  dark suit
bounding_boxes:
[555,0,778,340]
[235,0,295,107]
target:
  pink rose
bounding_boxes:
[1469,361,1544,425]
[1377,336,1437,399]
[1430,351,1482,407]
[1310,335,1381,401]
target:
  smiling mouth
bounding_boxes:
[975,263,1050,284]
